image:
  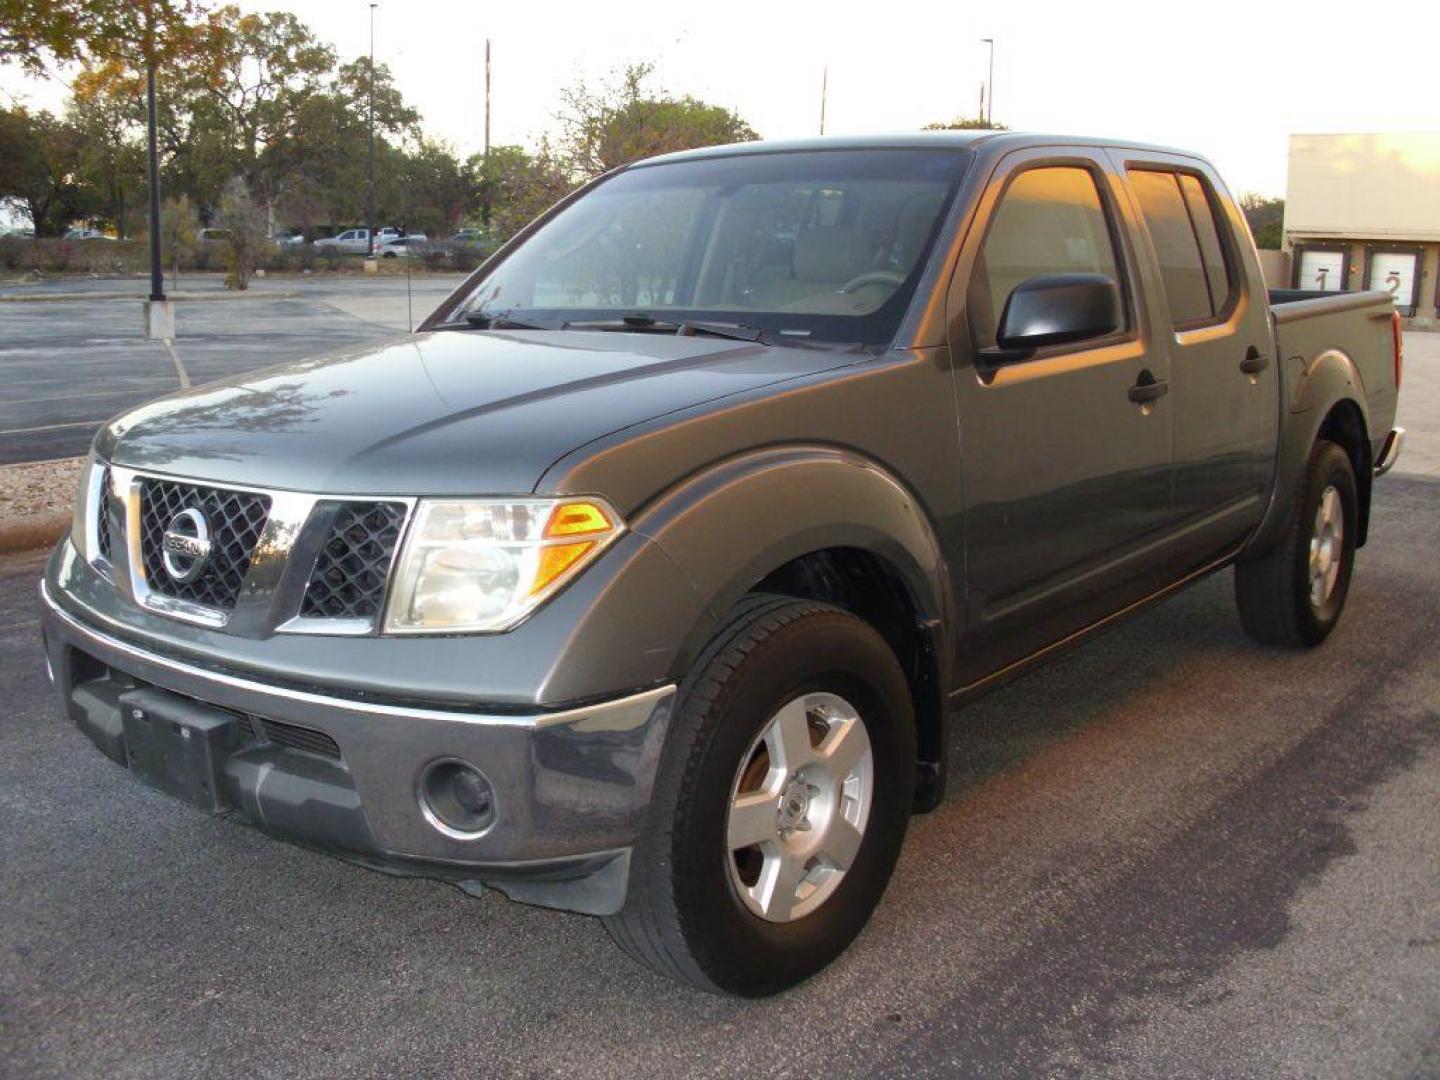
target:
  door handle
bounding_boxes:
[1240,346,1270,375]
[1128,371,1169,404]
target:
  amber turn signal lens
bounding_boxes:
[545,501,613,537]
[530,540,596,595]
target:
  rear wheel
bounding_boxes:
[1235,439,1357,646]
[605,596,915,996]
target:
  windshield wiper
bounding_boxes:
[463,311,551,330]
[564,312,770,344]
[431,310,550,331]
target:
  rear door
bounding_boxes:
[1112,153,1278,573]
[947,147,1176,684]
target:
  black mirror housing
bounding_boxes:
[996,273,1121,352]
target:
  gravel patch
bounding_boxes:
[0,456,84,520]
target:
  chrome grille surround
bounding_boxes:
[92,465,415,637]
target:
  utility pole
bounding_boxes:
[366,3,377,260]
[981,37,995,126]
[482,37,491,228]
[819,66,828,136]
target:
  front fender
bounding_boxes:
[629,445,953,685]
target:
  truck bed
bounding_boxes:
[1268,287,1400,449]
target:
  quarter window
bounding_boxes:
[968,165,1125,350]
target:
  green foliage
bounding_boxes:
[1239,193,1284,250]
[923,117,1009,131]
[215,176,266,288]
[469,142,573,246]
[4,0,764,257]
[0,0,196,71]
[559,63,758,178]
[0,107,100,235]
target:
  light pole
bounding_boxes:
[981,37,994,126]
[367,3,377,259]
[145,3,164,303]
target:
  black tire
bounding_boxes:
[1235,439,1357,646]
[605,595,916,996]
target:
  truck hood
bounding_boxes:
[98,329,859,497]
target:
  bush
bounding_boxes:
[0,236,147,274]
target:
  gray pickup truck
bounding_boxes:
[41,132,1404,996]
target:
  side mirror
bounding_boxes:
[994,273,1121,356]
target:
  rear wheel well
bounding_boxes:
[1318,400,1371,546]
[751,547,944,812]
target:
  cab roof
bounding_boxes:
[638,131,1203,168]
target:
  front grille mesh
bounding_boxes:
[235,714,342,759]
[139,479,271,611]
[96,466,113,564]
[300,502,408,619]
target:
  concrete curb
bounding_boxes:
[0,290,299,304]
[0,511,69,556]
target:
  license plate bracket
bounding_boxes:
[118,687,240,813]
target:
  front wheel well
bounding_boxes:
[1318,400,1371,546]
[751,547,944,812]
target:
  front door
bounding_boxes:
[948,150,1174,685]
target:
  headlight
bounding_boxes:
[383,497,622,634]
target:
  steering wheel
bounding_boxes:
[839,270,906,295]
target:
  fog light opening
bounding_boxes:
[418,758,498,839]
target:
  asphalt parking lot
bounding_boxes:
[2,479,1437,1077]
[1,293,1438,1076]
[0,274,466,465]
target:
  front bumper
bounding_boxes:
[40,579,676,916]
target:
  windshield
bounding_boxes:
[451,149,970,345]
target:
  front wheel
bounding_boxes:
[1235,439,1358,646]
[605,596,915,996]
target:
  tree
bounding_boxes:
[468,142,574,245]
[0,107,98,235]
[214,175,265,288]
[68,72,148,236]
[558,63,758,178]
[0,0,197,72]
[923,117,1008,131]
[1239,193,1284,250]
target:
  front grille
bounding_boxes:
[96,466,113,564]
[139,479,272,612]
[300,502,408,619]
[235,714,342,759]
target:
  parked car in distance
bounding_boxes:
[43,132,1405,997]
[451,227,489,245]
[197,228,232,244]
[377,233,430,258]
[62,227,112,241]
[273,229,305,248]
[313,228,372,255]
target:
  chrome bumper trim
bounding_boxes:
[40,577,675,731]
[1374,427,1405,477]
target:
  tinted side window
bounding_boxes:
[969,166,1124,350]
[1177,173,1233,314]
[1128,170,1211,325]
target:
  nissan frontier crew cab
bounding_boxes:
[41,133,1405,996]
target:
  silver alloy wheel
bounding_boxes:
[1309,484,1344,607]
[725,692,874,923]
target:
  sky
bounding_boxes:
[4,0,1439,201]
